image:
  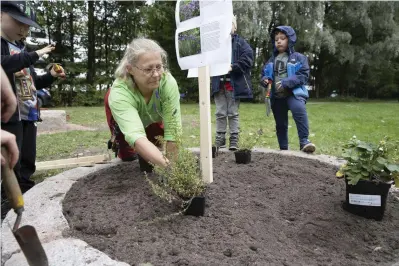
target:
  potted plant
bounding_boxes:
[336,136,399,221]
[234,129,263,164]
[145,135,206,217]
[212,142,218,158]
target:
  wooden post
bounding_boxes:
[198,66,213,183]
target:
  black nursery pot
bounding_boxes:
[343,179,392,221]
[138,155,153,173]
[234,150,251,164]
[212,146,217,158]
[183,196,205,217]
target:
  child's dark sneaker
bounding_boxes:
[229,133,239,151]
[215,133,226,148]
[301,142,316,153]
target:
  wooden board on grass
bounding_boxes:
[36,154,111,171]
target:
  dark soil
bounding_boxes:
[63,152,399,266]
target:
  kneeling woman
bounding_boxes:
[105,38,181,167]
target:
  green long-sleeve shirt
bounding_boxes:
[109,72,182,146]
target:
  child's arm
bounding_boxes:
[1,45,55,75]
[260,58,274,88]
[231,38,254,73]
[1,51,39,74]
[33,64,66,89]
[281,54,309,90]
[30,67,55,90]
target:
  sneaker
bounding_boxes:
[229,133,239,151]
[215,133,226,148]
[301,142,316,153]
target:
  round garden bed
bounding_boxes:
[63,152,399,266]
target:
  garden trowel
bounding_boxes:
[1,147,48,266]
[265,83,272,116]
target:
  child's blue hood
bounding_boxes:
[270,26,297,55]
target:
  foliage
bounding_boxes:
[237,129,263,152]
[145,136,205,208]
[144,109,205,207]
[336,136,399,186]
[30,1,399,105]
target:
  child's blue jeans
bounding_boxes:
[271,95,310,150]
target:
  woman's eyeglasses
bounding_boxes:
[135,64,164,76]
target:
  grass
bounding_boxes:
[33,102,399,181]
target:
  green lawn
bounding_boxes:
[36,102,398,165]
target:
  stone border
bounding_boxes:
[1,149,398,266]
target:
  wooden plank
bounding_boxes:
[36,154,111,171]
[198,66,213,183]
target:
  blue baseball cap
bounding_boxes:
[1,1,42,30]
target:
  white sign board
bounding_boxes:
[175,0,233,71]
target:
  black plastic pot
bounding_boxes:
[234,150,251,164]
[138,155,153,173]
[183,196,205,217]
[343,179,392,221]
[212,146,217,158]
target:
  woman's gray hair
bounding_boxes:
[114,38,168,80]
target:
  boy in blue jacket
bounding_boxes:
[261,26,315,153]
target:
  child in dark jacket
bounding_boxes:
[261,26,315,153]
[1,1,66,218]
[211,15,254,150]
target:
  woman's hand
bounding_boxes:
[135,137,170,168]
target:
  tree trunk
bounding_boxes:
[68,2,75,106]
[87,0,95,84]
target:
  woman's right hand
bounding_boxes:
[36,45,55,57]
[135,137,170,168]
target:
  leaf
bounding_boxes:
[387,164,399,173]
[361,171,370,177]
[356,142,373,151]
[352,168,361,173]
[377,157,387,165]
[347,174,362,185]
[336,170,344,178]
[350,154,359,161]
[372,165,383,171]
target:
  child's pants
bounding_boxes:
[1,120,36,219]
[271,96,310,150]
[214,88,240,135]
[1,120,36,192]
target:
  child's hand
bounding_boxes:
[263,78,272,86]
[14,71,25,78]
[50,64,66,79]
[36,45,55,57]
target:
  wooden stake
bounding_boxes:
[36,154,111,171]
[198,66,213,183]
